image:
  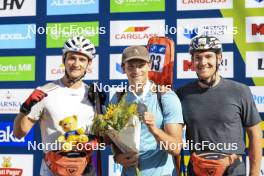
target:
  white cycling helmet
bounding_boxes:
[63,36,96,60]
[189,35,222,54]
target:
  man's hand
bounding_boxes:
[20,89,47,114]
[115,152,138,167]
[143,112,158,133]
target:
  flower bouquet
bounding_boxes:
[91,95,141,175]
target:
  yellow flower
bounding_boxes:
[91,95,138,134]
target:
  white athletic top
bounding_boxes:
[27,79,95,152]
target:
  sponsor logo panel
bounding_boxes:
[46,22,100,48]
[177,0,232,11]
[246,52,264,77]
[246,156,264,175]
[110,0,165,12]
[0,56,35,81]
[250,86,264,113]
[0,122,34,147]
[110,20,165,46]
[177,18,234,44]
[109,54,127,80]
[177,52,233,79]
[0,0,36,17]
[46,55,99,80]
[108,155,122,176]
[47,0,99,15]
[0,89,33,114]
[246,17,264,43]
[0,24,36,49]
[0,154,33,176]
[245,0,264,8]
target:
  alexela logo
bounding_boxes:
[0,122,34,146]
[47,0,98,15]
[0,24,36,49]
[110,20,165,46]
[50,0,95,6]
[0,89,33,114]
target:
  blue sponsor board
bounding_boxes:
[0,122,34,147]
[0,24,36,49]
[47,0,99,15]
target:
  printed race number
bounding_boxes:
[150,54,165,72]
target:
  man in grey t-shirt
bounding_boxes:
[176,35,262,176]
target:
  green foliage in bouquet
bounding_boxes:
[92,95,138,134]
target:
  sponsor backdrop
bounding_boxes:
[0,0,263,175]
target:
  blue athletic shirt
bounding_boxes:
[110,81,184,176]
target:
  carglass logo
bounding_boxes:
[0,122,34,146]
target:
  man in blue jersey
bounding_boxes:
[111,45,184,176]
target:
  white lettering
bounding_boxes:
[0,126,25,142]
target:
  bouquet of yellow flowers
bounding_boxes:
[91,95,141,175]
[91,95,138,134]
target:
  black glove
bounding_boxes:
[20,89,47,114]
[87,83,107,106]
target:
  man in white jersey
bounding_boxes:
[13,36,102,176]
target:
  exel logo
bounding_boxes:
[0,122,34,146]
[0,0,24,10]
